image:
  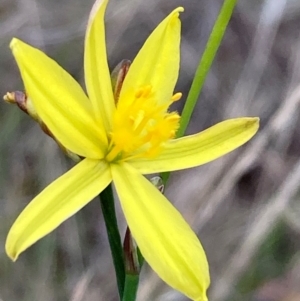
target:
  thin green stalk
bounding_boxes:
[122,274,139,301]
[178,0,238,137]
[99,184,125,299]
[162,0,237,184]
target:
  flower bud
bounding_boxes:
[4,91,39,121]
[111,59,131,103]
[3,90,81,162]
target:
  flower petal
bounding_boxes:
[6,159,112,261]
[10,38,107,159]
[119,7,183,106]
[84,0,115,131]
[129,117,259,174]
[111,163,210,301]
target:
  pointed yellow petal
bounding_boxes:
[119,7,183,106]
[129,117,259,174]
[112,163,210,301]
[6,159,112,261]
[10,38,107,159]
[84,0,115,131]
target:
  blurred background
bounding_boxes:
[1,0,300,300]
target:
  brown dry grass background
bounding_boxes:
[1,0,300,300]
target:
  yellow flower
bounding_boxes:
[6,0,259,300]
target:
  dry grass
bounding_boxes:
[1,0,300,300]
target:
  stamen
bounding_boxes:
[106,145,122,162]
[135,88,144,99]
[171,92,182,102]
[135,85,153,99]
[110,84,181,162]
[143,85,152,97]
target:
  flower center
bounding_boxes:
[105,85,181,162]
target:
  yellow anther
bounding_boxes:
[135,85,153,99]
[170,130,176,138]
[171,92,182,102]
[135,88,144,98]
[111,84,180,161]
[167,113,180,121]
[143,85,152,97]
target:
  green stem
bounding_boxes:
[99,184,125,299]
[162,0,238,184]
[177,0,237,137]
[122,274,140,301]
